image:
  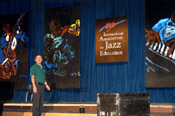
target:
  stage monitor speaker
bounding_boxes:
[97,93,150,116]
[0,81,14,103]
[0,81,14,116]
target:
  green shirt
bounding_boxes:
[30,63,45,83]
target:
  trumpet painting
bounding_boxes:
[44,7,81,89]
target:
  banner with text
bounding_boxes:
[96,16,128,63]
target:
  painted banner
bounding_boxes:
[96,16,128,63]
[145,0,175,87]
[44,6,80,89]
[0,13,29,89]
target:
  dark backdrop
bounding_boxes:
[0,0,175,103]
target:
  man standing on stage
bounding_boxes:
[30,54,50,116]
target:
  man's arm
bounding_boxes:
[44,81,50,91]
[31,75,37,93]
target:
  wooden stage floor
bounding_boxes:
[2,112,97,116]
[2,102,175,116]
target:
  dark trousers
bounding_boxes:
[32,84,44,116]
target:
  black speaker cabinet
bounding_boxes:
[0,81,14,103]
[0,81,14,116]
[97,93,150,116]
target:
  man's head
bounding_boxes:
[171,11,175,23]
[35,54,43,65]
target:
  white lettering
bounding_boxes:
[103,32,123,36]
[99,36,123,42]
[105,42,121,50]
[100,50,123,56]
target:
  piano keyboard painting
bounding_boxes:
[145,0,175,87]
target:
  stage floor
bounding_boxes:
[2,102,175,116]
[2,111,175,116]
[2,112,97,116]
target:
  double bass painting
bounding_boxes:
[0,13,29,89]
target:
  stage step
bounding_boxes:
[2,112,175,116]
[2,112,96,116]
[2,102,175,116]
